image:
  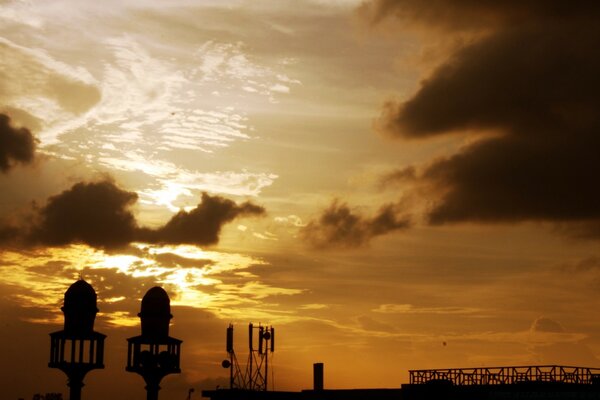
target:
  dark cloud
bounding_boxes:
[423,133,600,225]
[379,166,416,188]
[26,180,139,249]
[0,180,265,249]
[0,113,37,172]
[302,200,410,248]
[359,0,600,29]
[365,1,600,236]
[375,24,600,139]
[530,317,564,333]
[137,192,265,246]
[0,225,20,243]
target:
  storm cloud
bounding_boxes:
[1,180,265,249]
[302,200,410,248]
[364,1,600,235]
[0,113,37,172]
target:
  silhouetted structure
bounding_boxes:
[126,287,182,400]
[204,362,600,400]
[409,365,600,385]
[222,323,274,391]
[222,324,244,389]
[48,280,106,400]
[313,363,323,392]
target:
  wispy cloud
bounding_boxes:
[1,28,292,211]
[373,303,482,315]
[99,152,278,210]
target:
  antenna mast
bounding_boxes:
[222,323,275,391]
[222,324,244,389]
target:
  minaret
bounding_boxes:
[126,287,182,400]
[49,280,106,400]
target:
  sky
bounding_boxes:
[1,0,600,398]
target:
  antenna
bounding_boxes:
[245,323,275,391]
[222,324,244,389]
[226,325,233,353]
[221,323,275,391]
[248,323,253,351]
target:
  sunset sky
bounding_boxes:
[1,1,600,399]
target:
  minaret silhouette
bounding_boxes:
[126,287,182,400]
[49,280,106,400]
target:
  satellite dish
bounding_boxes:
[222,359,231,369]
[263,331,271,340]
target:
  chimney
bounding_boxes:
[313,363,324,391]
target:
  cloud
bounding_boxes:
[301,200,410,248]
[364,1,600,237]
[530,317,565,334]
[526,316,599,364]
[359,1,600,30]
[570,256,600,272]
[0,180,265,249]
[356,315,397,333]
[23,180,139,249]
[379,166,416,188]
[138,192,265,246]
[0,113,37,172]
[373,303,481,315]
[0,38,101,145]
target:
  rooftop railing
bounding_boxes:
[409,366,600,386]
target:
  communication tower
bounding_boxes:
[221,324,244,389]
[222,323,275,391]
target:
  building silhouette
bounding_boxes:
[203,363,600,400]
[203,327,600,400]
[126,286,182,400]
[48,280,106,400]
[44,284,599,400]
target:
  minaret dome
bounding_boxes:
[139,286,173,339]
[62,279,98,335]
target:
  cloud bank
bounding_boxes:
[0,180,265,249]
[363,0,600,237]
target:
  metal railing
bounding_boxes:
[409,365,600,386]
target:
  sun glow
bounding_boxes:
[0,243,303,326]
[103,311,139,327]
[88,254,156,275]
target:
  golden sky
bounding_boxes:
[1,1,600,399]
